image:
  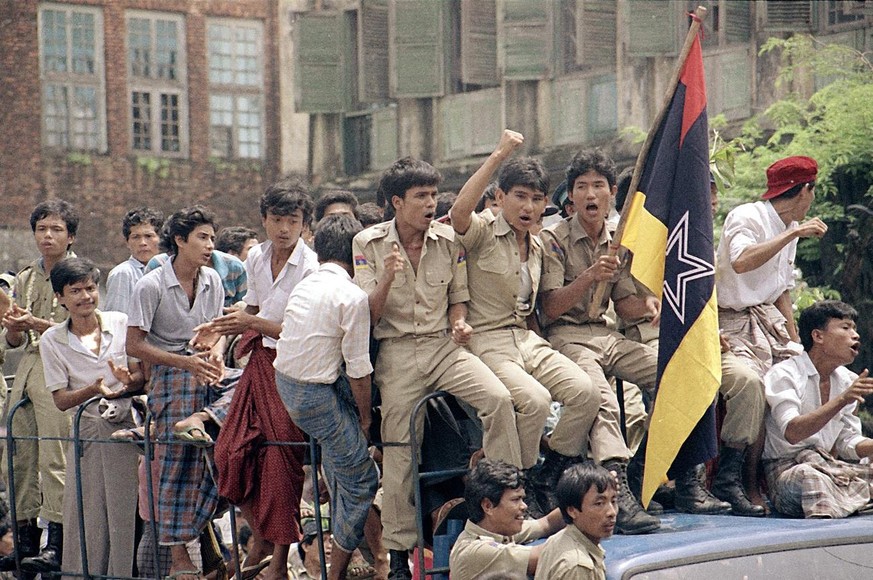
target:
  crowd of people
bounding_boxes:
[0,127,871,580]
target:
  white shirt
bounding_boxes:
[40,311,128,419]
[275,263,373,383]
[716,201,797,310]
[104,256,147,315]
[244,239,318,348]
[763,351,865,461]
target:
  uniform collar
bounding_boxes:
[465,520,516,544]
[569,215,610,245]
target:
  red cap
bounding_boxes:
[762,156,817,200]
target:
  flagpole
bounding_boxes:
[587,5,708,319]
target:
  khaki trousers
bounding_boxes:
[548,324,657,464]
[469,327,599,468]
[376,334,521,551]
[2,351,71,522]
[719,351,765,446]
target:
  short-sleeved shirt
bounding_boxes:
[716,201,797,310]
[540,216,636,328]
[458,211,543,332]
[146,250,247,307]
[449,519,547,580]
[104,256,147,315]
[40,310,128,419]
[128,261,224,353]
[244,238,318,349]
[352,219,468,340]
[275,263,373,383]
[763,351,864,461]
[535,524,606,580]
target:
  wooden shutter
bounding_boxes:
[359,0,390,102]
[371,105,398,170]
[501,0,553,80]
[552,76,587,146]
[389,0,445,98]
[576,0,617,67]
[461,0,498,86]
[587,74,617,138]
[764,1,812,30]
[626,0,680,57]
[296,12,346,113]
[720,50,751,119]
[442,88,502,159]
[724,0,753,44]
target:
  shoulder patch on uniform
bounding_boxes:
[457,248,466,264]
[354,255,368,269]
[549,239,565,260]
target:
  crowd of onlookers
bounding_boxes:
[0,128,871,580]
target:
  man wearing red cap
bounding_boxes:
[715,155,827,509]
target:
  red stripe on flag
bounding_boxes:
[678,35,706,147]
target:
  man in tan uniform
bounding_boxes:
[539,149,663,533]
[449,130,601,516]
[0,200,78,572]
[449,459,564,580]
[352,157,522,580]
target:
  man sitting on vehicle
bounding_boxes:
[763,300,873,518]
[449,459,564,580]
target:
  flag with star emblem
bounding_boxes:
[621,29,721,507]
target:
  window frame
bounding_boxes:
[38,2,107,153]
[125,10,188,157]
[207,17,266,160]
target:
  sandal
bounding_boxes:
[175,425,214,448]
[346,564,377,580]
[238,556,272,580]
[165,570,202,580]
[111,426,146,454]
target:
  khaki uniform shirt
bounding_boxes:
[449,519,548,580]
[534,524,606,580]
[4,257,72,355]
[540,217,636,328]
[352,219,468,341]
[459,211,543,332]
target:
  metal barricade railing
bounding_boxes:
[2,381,459,580]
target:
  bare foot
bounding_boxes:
[174,412,209,437]
[259,559,289,580]
[747,490,771,515]
[169,545,203,580]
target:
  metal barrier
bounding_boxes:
[2,380,457,580]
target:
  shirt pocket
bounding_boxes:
[477,244,509,275]
[425,264,451,287]
[390,271,407,289]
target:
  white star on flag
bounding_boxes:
[662,211,715,324]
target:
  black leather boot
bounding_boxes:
[711,446,766,517]
[0,519,40,571]
[21,521,62,573]
[530,449,575,515]
[626,448,663,514]
[604,460,661,535]
[675,464,731,515]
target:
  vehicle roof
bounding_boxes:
[601,512,873,580]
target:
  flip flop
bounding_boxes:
[110,427,146,454]
[346,563,377,580]
[174,425,214,448]
[238,556,272,580]
[165,569,202,580]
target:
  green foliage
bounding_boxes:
[136,156,170,179]
[66,152,92,166]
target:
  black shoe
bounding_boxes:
[21,521,62,573]
[645,497,664,515]
[626,448,664,515]
[675,464,732,515]
[388,549,411,580]
[0,519,40,572]
[711,446,766,517]
[604,460,660,535]
[530,450,576,515]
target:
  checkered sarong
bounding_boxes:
[764,447,873,518]
[719,303,800,378]
[149,364,223,544]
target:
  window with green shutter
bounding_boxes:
[359,0,390,103]
[625,0,680,57]
[371,105,399,170]
[576,0,617,68]
[390,0,445,98]
[501,0,553,80]
[587,74,617,139]
[703,47,751,121]
[724,0,752,44]
[461,0,498,86]
[441,88,502,159]
[296,11,348,113]
[551,76,587,146]
[764,0,812,31]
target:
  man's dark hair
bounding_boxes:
[215,226,258,255]
[475,182,499,213]
[436,191,457,220]
[314,214,363,265]
[260,176,315,224]
[162,206,216,255]
[555,462,616,525]
[498,157,549,197]
[614,166,634,213]
[122,207,164,240]
[50,257,100,295]
[356,202,383,228]
[315,190,359,223]
[464,459,525,524]
[566,149,617,194]
[30,200,79,238]
[776,181,815,201]
[798,300,858,352]
[377,157,442,205]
